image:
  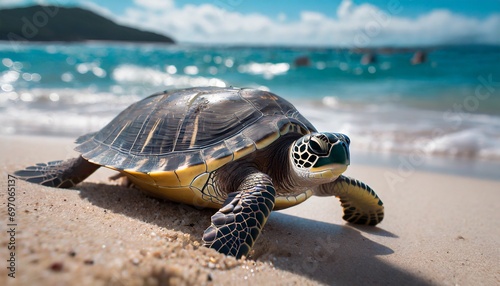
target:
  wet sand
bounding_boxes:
[1,135,499,285]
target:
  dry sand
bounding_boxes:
[1,135,499,285]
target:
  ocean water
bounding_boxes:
[1,42,500,171]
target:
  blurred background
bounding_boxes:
[1,0,499,178]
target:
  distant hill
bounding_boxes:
[0,5,175,43]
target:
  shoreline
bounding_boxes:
[352,149,500,182]
[2,39,499,49]
[1,134,499,285]
[5,133,500,181]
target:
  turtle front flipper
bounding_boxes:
[202,172,276,258]
[13,156,100,188]
[316,175,384,226]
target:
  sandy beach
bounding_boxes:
[1,134,499,285]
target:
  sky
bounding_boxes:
[2,0,500,46]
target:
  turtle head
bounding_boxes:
[290,132,350,182]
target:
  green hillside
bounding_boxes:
[0,5,175,43]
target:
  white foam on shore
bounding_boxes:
[2,89,500,163]
[1,89,135,137]
[295,98,500,162]
[112,64,226,88]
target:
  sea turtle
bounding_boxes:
[14,87,384,258]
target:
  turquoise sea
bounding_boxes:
[1,42,499,178]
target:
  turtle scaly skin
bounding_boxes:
[13,157,99,188]
[13,87,384,259]
[203,172,276,257]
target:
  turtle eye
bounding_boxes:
[309,135,329,156]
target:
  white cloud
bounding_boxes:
[337,0,353,19]
[116,0,500,46]
[277,12,286,23]
[133,0,173,10]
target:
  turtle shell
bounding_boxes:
[75,87,316,175]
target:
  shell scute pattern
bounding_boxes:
[74,87,318,203]
[75,88,273,172]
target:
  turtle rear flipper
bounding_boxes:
[13,156,100,188]
[202,172,276,258]
[317,175,384,226]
